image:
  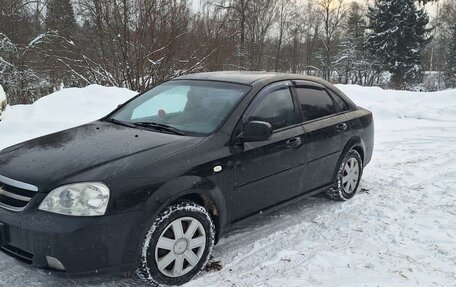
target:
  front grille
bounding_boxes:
[0,245,34,264]
[0,183,36,212]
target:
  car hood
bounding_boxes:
[0,121,203,192]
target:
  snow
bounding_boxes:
[0,85,137,151]
[27,34,45,48]
[0,84,455,286]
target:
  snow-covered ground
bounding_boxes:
[0,84,455,286]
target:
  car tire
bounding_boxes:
[136,201,215,286]
[326,149,363,201]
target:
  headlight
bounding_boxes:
[38,182,110,216]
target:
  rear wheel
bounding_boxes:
[137,201,215,286]
[327,149,363,201]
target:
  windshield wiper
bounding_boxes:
[105,118,136,128]
[133,122,186,135]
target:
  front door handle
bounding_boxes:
[336,123,348,131]
[286,137,302,147]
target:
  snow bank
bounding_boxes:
[0,85,137,150]
[337,84,456,124]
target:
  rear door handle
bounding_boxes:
[336,123,348,131]
[286,137,302,147]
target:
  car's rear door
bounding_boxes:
[292,80,351,192]
[232,81,307,221]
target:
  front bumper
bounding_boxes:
[0,205,146,277]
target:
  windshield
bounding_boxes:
[109,80,250,135]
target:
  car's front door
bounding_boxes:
[231,81,307,221]
[293,81,350,192]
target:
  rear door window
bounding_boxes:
[295,87,336,122]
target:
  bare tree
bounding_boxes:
[274,0,294,71]
[1,0,450,104]
[215,0,279,70]
[244,0,277,70]
[317,0,347,81]
[438,0,456,87]
[0,33,51,104]
[56,0,222,91]
[213,0,252,68]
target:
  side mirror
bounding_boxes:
[240,121,272,142]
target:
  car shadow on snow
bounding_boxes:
[211,194,336,255]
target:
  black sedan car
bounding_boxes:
[0,72,374,286]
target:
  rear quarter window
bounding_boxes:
[328,89,350,112]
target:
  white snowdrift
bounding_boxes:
[339,84,456,126]
[0,85,137,150]
[0,84,455,286]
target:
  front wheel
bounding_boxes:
[327,149,363,201]
[137,201,215,286]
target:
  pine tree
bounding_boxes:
[366,0,431,89]
[444,26,456,88]
[337,2,366,84]
[46,0,76,38]
[347,3,366,52]
[43,0,78,88]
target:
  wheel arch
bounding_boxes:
[170,192,223,243]
[143,175,228,244]
[332,136,366,182]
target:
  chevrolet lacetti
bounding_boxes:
[0,72,374,286]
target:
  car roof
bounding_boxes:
[173,71,331,86]
[173,71,356,109]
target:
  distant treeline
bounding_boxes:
[0,0,455,104]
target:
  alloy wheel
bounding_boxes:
[154,217,206,277]
[341,158,360,194]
